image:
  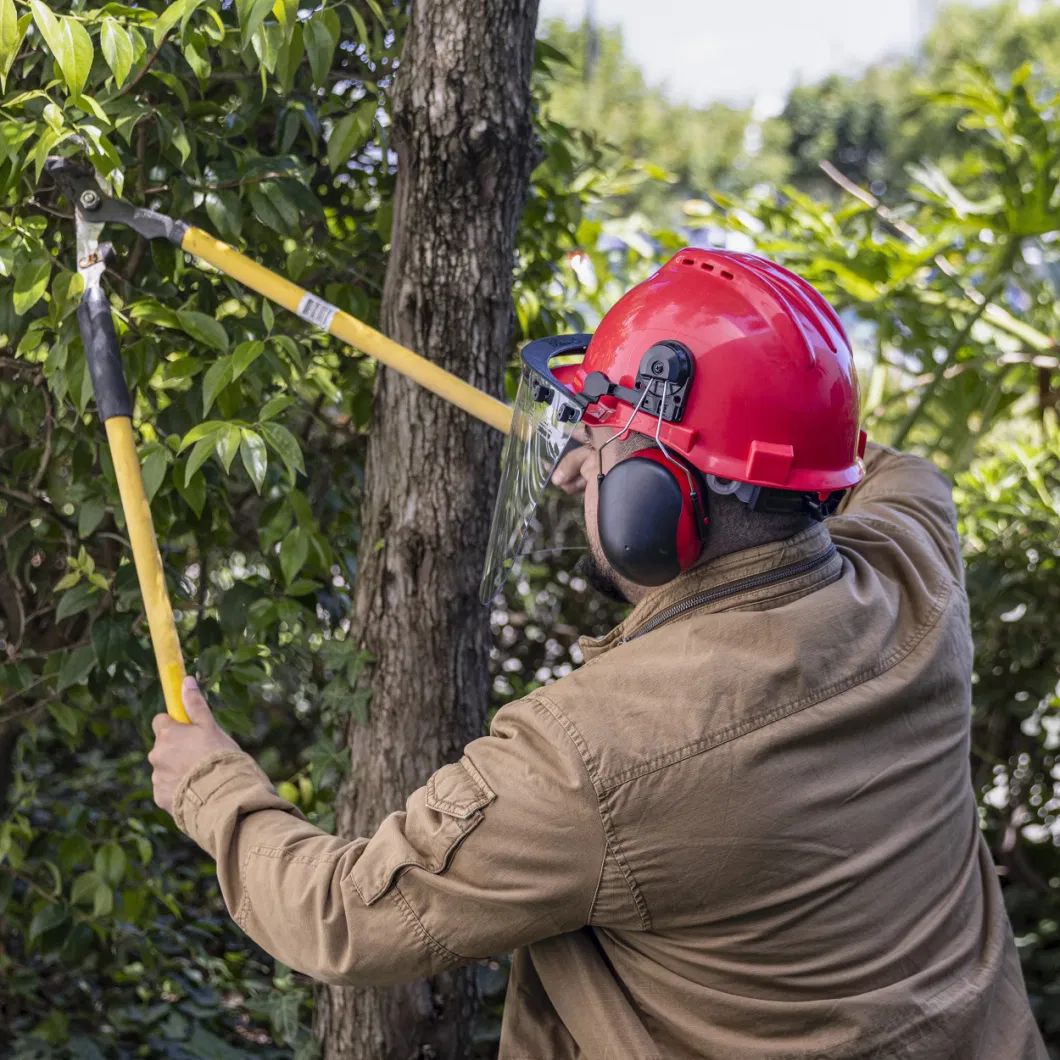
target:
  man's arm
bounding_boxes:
[832,441,962,581]
[155,683,605,986]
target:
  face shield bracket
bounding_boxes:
[581,340,694,424]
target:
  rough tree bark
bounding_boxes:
[314,1,541,1057]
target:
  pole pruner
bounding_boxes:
[44,158,513,723]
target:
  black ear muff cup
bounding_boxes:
[598,457,684,586]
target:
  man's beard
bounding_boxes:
[573,551,629,604]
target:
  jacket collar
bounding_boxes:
[579,522,837,663]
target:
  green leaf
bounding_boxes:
[175,466,207,517]
[264,182,300,229]
[48,700,80,735]
[303,11,336,88]
[70,870,104,907]
[202,355,234,415]
[141,448,168,503]
[152,0,201,46]
[259,394,294,421]
[57,835,92,874]
[261,421,304,480]
[217,424,241,472]
[29,2,93,100]
[78,495,106,538]
[249,185,287,234]
[179,419,227,451]
[55,583,100,622]
[328,105,374,172]
[100,19,133,86]
[232,339,265,380]
[0,873,12,916]
[186,1025,251,1060]
[185,436,217,485]
[239,428,267,492]
[93,882,113,917]
[13,255,51,316]
[94,842,126,886]
[279,527,308,584]
[177,309,229,351]
[205,190,243,240]
[58,645,96,690]
[219,581,258,639]
[238,0,273,46]
[29,903,68,943]
[0,0,24,92]
[92,614,128,669]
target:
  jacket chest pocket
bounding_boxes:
[348,757,496,907]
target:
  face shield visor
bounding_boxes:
[480,335,592,603]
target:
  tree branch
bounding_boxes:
[30,379,53,492]
[115,36,169,99]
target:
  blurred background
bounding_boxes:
[0,0,1057,1056]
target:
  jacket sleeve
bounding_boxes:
[832,441,962,580]
[172,694,606,986]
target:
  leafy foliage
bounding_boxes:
[0,0,404,1052]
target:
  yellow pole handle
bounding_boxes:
[105,417,189,723]
[180,227,513,436]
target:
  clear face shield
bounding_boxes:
[480,336,592,603]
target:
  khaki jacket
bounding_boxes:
[174,444,1047,1059]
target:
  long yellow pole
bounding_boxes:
[181,227,514,436]
[105,418,189,722]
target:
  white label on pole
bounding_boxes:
[296,292,339,331]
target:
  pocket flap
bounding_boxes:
[349,757,496,906]
[425,757,495,819]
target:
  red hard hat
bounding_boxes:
[566,248,866,493]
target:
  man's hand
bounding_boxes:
[552,442,594,496]
[149,677,241,816]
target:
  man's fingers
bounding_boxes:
[552,446,591,495]
[152,712,179,737]
[182,677,213,725]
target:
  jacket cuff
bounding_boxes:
[172,750,273,843]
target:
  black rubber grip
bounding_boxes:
[78,286,132,422]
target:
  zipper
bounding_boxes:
[619,543,838,645]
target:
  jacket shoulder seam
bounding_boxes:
[535,693,652,930]
[598,578,955,794]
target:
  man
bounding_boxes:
[151,249,1046,1059]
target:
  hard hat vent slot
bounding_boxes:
[720,270,734,280]
[681,257,695,265]
[701,262,714,272]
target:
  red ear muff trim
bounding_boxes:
[596,448,706,587]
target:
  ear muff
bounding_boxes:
[597,449,706,586]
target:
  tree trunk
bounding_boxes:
[314,1,540,1057]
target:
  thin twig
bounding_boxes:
[30,379,53,492]
[892,241,1019,448]
[819,161,931,250]
[123,121,150,286]
[0,356,42,375]
[194,551,208,636]
[115,35,169,99]
[24,197,74,221]
[141,171,300,196]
